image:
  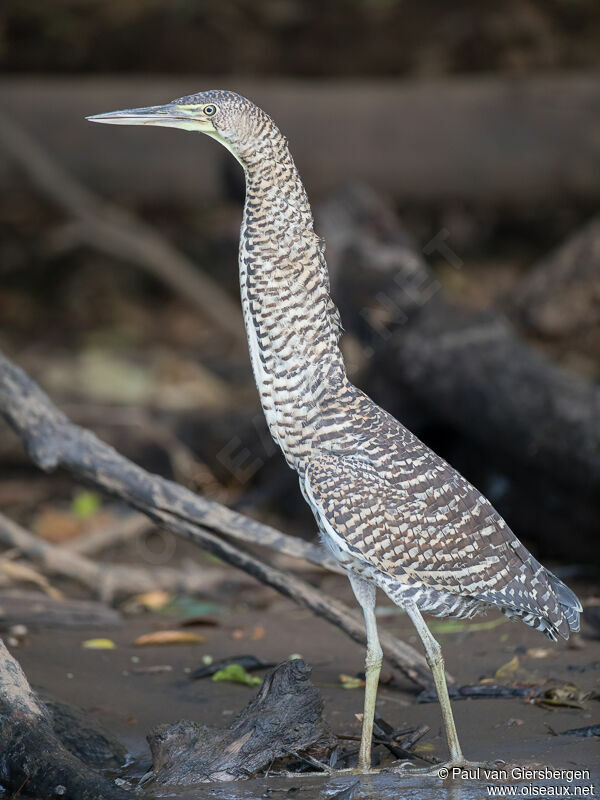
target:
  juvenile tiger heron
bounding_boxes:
[88,91,581,775]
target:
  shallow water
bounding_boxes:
[141,770,599,800]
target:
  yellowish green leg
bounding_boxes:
[348,573,382,772]
[405,601,463,762]
[394,603,499,776]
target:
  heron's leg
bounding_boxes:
[405,601,463,762]
[348,573,382,772]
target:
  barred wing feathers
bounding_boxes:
[305,447,580,641]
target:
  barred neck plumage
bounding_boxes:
[238,127,347,472]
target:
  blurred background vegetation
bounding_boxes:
[2,0,600,75]
[0,0,599,570]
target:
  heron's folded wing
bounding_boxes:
[304,450,561,614]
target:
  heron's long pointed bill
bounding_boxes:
[86,103,213,133]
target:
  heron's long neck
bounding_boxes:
[239,135,346,471]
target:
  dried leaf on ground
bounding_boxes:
[478,655,538,689]
[526,648,552,659]
[133,630,207,647]
[131,665,173,674]
[71,491,101,520]
[494,656,521,681]
[32,508,82,543]
[161,596,225,618]
[413,742,436,754]
[33,505,114,544]
[190,655,271,680]
[339,673,365,690]
[130,591,172,611]
[535,683,592,710]
[82,638,116,649]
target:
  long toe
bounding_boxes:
[278,765,384,778]
[391,758,501,778]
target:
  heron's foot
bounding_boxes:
[324,755,441,776]
[276,755,504,779]
[392,757,503,778]
[276,763,383,778]
[336,765,383,776]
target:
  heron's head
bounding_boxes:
[87,89,273,166]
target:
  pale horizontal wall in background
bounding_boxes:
[1,75,599,204]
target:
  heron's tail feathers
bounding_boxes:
[546,569,582,635]
[499,567,581,641]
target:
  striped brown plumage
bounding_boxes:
[91,87,582,770]
[188,89,580,643]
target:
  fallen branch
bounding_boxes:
[397,723,431,751]
[0,350,339,575]
[561,724,600,738]
[0,556,63,599]
[0,113,245,347]
[61,512,151,556]
[0,639,128,799]
[0,512,234,603]
[0,590,122,630]
[371,715,435,763]
[0,348,434,687]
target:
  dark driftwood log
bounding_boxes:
[0,639,128,800]
[42,696,127,771]
[318,186,600,536]
[388,301,600,492]
[507,214,600,339]
[147,659,332,784]
[0,348,434,687]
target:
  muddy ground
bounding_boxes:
[5,567,599,800]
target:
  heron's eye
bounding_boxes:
[204,104,217,117]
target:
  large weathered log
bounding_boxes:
[507,214,600,339]
[147,659,332,784]
[389,302,600,492]
[0,639,128,800]
[0,348,434,687]
[41,696,127,771]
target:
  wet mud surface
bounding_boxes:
[6,575,599,799]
